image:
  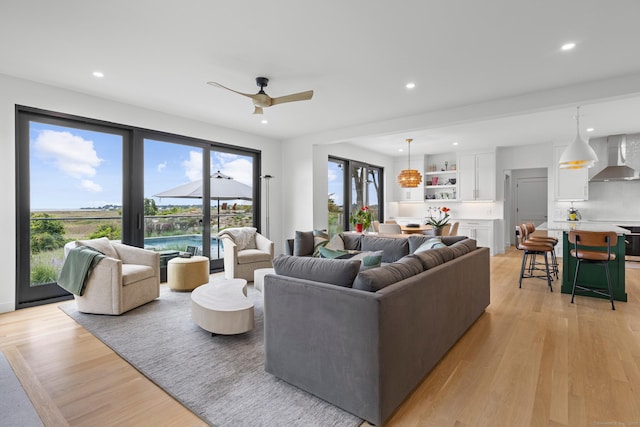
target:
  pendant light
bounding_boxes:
[397,138,422,187]
[559,106,598,169]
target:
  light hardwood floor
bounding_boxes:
[2,249,640,427]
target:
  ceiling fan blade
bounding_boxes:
[207,81,260,101]
[253,106,264,115]
[270,90,314,106]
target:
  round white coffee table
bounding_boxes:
[191,278,253,335]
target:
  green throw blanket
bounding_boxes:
[58,246,106,296]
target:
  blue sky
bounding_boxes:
[30,122,253,210]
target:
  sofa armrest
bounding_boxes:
[264,275,383,424]
[255,233,274,256]
[77,257,123,314]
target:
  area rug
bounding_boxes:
[0,352,44,427]
[60,284,361,427]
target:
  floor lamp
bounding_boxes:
[261,175,273,239]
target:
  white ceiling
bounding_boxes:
[3,1,640,157]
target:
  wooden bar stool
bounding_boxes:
[516,224,554,291]
[568,230,617,310]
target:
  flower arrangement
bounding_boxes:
[350,206,374,231]
[426,206,451,228]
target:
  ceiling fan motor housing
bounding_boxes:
[256,77,269,88]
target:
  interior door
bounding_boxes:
[516,177,548,228]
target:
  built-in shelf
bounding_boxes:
[425,184,457,189]
[424,170,457,176]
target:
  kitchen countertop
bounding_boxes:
[539,221,629,234]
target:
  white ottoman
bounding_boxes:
[253,267,275,293]
[167,256,210,291]
[191,279,254,335]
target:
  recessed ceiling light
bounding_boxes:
[452,141,459,146]
[405,82,415,89]
[398,148,404,152]
[561,42,576,51]
[586,127,594,132]
[261,119,268,124]
[92,71,104,78]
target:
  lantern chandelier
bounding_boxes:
[397,138,422,188]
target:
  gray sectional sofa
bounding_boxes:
[264,233,490,426]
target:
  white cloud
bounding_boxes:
[81,179,102,192]
[182,151,202,181]
[328,169,337,181]
[157,161,167,172]
[33,130,103,178]
[219,158,253,186]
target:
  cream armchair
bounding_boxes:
[64,237,160,315]
[218,227,274,281]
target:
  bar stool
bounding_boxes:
[524,223,559,279]
[516,224,554,292]
[568,230,617,310]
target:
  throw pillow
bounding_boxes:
[414,237,446,253]
[352,250,383,271]
[318,246,351,259]
[312,229,330,257]
[326,233,345,251]
[272,255,361,288]
[76,237,118,259]
[293,231,314,256]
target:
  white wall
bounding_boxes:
[0,73,282,313]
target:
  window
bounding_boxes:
[329,156,383,234]
[16,106,260,308]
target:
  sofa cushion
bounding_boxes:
[77,237,119,259]
[413,250,445,270]
[414,237,446,253]
[408,235,468,253]
[122,264,155,285]
[361,236,409,263]
[237,249,273,265]
[352,255,423,292]
[273,255,360,288]
[449,238,476,258]
[293,231,314,256]
[340,233,362,251]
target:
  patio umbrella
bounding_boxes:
[154,171,253,255]
[153,171,252,201]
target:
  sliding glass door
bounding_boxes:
[16,112,127,307]
[16,107,261,308]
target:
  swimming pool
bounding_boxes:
[144,234,223,255]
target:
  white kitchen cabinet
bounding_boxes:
[459,152,495,201]
[554,146,588,200]
[456,219,495,255]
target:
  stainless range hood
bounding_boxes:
[589,134,638,182]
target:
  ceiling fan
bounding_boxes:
[207,77,314,115]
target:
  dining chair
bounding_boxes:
[378,223,402,234]
[568,230,617,310]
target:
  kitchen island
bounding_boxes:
[539,222,628,302]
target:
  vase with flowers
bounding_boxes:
[426,206,451,236]
[350,206,374,233]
